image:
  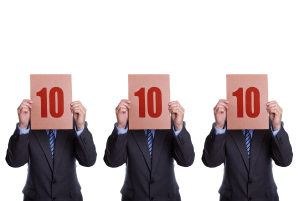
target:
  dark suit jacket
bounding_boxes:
[6,123,97,201]
[202,124,293,201]
[104,124,195,201]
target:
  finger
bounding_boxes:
[117,102,131,110]
[168,105,184,113]
[217,102,228,109]
[117,107,128,114]
[118,100,131,107]
[169,108,183,115]
[120,102,131,108]
[19,103,32,110]
[19,106,30,113]
[70,104,83,111]
[18,104,30,111]
[215,105,225,112]
[168,101,180,106]
[214,101,228,110]
[71,106,86,115]
[116,105,130,113]
[266,103,279,108]
[71,101,82,105]
[215,109,225,115]
[268,107,281,115]
[268,109,280,117]
[168,104,179,110]
[168,102,181,108]
[71,104,86,112]
[71,104,87,111]
[267,105,280,112]
[70,102,86,110]
[215,103,228,111]
[267,104,279,109]
[72,108,85,115]
[215,106,226,113]
[168,102,184,112]
[119,108,128,113]
[70,102,82,107]
[18,102,32,110]
[170,106,184,113]
[117,106,129,113]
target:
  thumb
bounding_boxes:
[172,113,176,120]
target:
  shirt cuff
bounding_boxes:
[270,125,280,137]
[18,124,30,135]
[75,128,84,136]
[115,123,128,135]
[214,123,226,135]
[172,126,182,136]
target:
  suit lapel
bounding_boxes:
[133,130,151,171]
[249,130,266,172]
[53,130,70,171]
[230,130,250,171]
[151,130,167,171]
[34,130,54,171]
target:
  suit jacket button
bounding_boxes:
[52,197,56,201]
[248,197,252,201]
[248,179,252,184]
[52,179,56,184]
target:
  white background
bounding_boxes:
[0,1,299,200]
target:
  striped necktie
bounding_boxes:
[146,130,153,159]
[244,129,251,158]
[48,130,55,159]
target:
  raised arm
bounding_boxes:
[6,100,32,167]
[104,99,130,167]
[71,101,97,167]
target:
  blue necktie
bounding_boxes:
[146,130,153,159]
[48,130,55,159]
[244,129,251,158]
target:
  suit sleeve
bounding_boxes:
[172,125,195,167]
[6,126,29,167]
[202,127,226,168]
[103,126,128,168]
[271,126,293,167]
[74,124,97,167]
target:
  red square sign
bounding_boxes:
[30,74,73,130]
[226,74,268,130]
[128,74,171,130]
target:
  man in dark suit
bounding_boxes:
[104,99,195,201]
[6,99,97,201]
[202,99,293,201]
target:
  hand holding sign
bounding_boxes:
[168,101,184,131]
[214,99,229,130]
[71,101,86,131]
[30,74,72,130]
[226,74,268,130]
[17,99,33,129]
[115,99,131,129]
[267,101,282,130]
[128,74,170,130]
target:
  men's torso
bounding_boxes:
[220,129,278,201]
[121,129,180,201]
[24,129,82,201]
